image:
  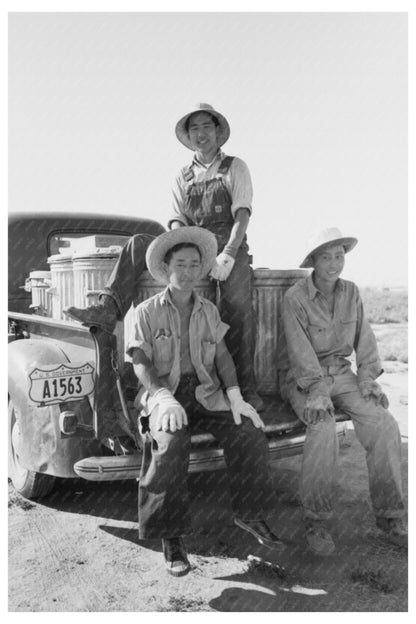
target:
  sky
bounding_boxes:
[6,7,410,288]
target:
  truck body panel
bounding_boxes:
[8,212,350,498]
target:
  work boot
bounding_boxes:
[162,537,190,577]
[305,519,335,556]
[376,517,408,548]
[64,295,119,333]
[234,518,284,548]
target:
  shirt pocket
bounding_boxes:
[307,322,334,353]
[339,315,357,351]
[201,340,216,368]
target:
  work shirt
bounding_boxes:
[168,150,253,229]
[126,288,230,414]
[281,275,382,397]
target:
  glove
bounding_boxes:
[209,252,235,281]
[303,394,335,425]
[226,386,264,428]
[359,380,389,409]
[151,388,188,432]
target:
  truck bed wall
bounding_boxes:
[120,268,308,396]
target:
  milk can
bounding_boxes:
[24,271,52,316]
[47,254,74,320]
[72,248,121,309]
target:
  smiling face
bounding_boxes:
[163,245,203,292]
[187,112,220,161]
[312,244,346,288]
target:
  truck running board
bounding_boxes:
[73,422,348,481]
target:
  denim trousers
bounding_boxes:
[102,233,155,316]
[216,248,256,393]
[137,375,277,539]
[286,368,405,520]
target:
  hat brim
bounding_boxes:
[300,237,358,268]
[175,107,230,150]
[146,227,218,285]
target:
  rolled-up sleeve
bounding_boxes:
[282,293,329,397]
[125,305,153,360]
[213,310,229,344]
[167,173,189,229]
[229,157,253,218]
[354,289,383,382]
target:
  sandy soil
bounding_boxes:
[8,363,408,612]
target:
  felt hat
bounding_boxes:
[145,226,218,285]
[175,103,230,150]
[300,227,358,268]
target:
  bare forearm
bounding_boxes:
[131,348,166,395]
[215,339,239,388]
[224,208,250,257]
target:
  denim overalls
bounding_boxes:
[180,157,256,393]
[103,157,257,394]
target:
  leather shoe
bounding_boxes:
[234,518,284,547]
[162,537,190,577]
[376,517,407,548]
[305,519,335,556]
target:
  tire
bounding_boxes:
[8,399,56,500]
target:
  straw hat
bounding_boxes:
[145,227,218,285]
[175,103,230,150]
[300,227,358,268]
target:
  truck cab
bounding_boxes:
[8,211,349,500]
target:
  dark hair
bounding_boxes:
[311,244,347,263]
[163,242,202,264]
[185,112,219,133]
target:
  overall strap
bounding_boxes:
[217,156,234,175]
[182,163,195,182]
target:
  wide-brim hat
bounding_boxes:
[146,226,218,285]
[175,103,230,150]
[300,227,358,268]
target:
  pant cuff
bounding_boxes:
[303,507,333,521]
[374,510,406,520]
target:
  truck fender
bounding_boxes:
[8,339,100,478]
[8,339,70,403]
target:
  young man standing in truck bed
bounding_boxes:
[64,103,263,410]
[126,226,282,577]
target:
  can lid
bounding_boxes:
[47,254,73,264]
[72,247,121,260]
[29,271,51,279]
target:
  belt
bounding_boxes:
[175,373,199,394]
[320,363,349,376]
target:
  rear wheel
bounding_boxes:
[8,399,56,499]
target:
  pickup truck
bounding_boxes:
[8,211,349,500]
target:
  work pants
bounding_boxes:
[285,368,405,521]
[217,248,256,393]
[138,375,277,539]
[101,233,155,317]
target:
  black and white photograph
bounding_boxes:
[5,1,411,614]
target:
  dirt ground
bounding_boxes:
[8,363,408,613]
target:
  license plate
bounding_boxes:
[28,362,95,406]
